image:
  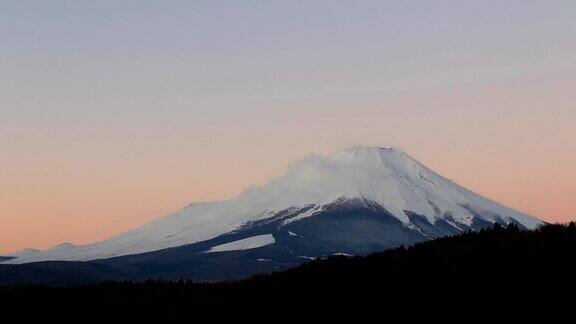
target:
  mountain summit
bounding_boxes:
[4,147,542,274]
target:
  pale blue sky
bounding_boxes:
[1,1,575,253]
[2,1,574,133]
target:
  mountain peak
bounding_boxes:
[341,145,394,152]
[4,146,542,264]
[333,146,395,158]
[330,146,411,166]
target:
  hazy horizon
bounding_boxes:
[1,1,575,254]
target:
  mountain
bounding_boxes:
[1,146,542,281]
[8,248,41,258]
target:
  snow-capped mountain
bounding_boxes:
[3,147,542,267]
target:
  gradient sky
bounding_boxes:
[1,1,575,254]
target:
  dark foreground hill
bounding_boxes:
[1,223,575,311]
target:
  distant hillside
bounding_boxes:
[1,222,575,309]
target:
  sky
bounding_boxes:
[1,0,575,254]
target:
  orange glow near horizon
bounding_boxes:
[1,1,575,255]
[2,73,575,254]
[1,117,575,254]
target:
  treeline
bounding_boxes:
[1,222,575,309]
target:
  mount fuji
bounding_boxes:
[1,147,542,282]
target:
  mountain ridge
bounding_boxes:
[2,146,542,266]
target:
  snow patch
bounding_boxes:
[296,256,316,260]
[333,252,354,257]
[204,234,275,253]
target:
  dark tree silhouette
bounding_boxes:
[1,222,575,311]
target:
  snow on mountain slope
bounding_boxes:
[204,234,276,253]
[3,147,542,264]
